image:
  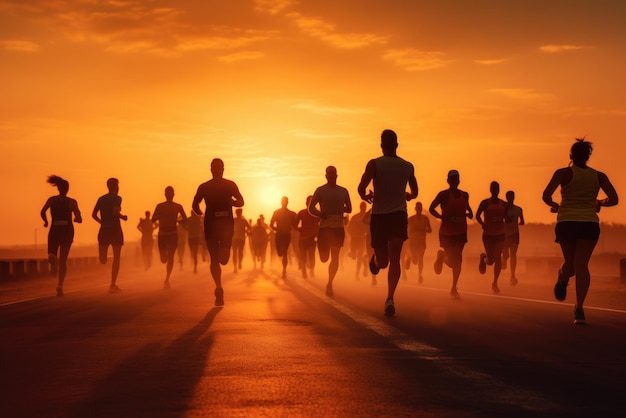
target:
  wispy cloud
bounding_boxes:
[291,101,373,116]
[0,39,39,52]
[286,12,387,49]
[539,44,593,53]
[382,48,451,71]
[253,0,298,15]
[218,50,265,63]
[474,58,508,65]
[488,88,555,102]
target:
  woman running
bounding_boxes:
[40,175,82,296]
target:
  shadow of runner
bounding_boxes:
[71,307,222,418]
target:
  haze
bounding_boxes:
[2,0,625,247]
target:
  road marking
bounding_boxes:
[297,278,558,413]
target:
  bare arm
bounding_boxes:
[428,192,443,220]
[344,190,352,215]
[357,160,376,203]
[475,199,487,226]
[40,198,52,227]
[406,174,418,201]
[92,204,101,224]
[542,169,564,213]
[597,171,619,208]
[71,199,82,223]
[308,193,322,218]
[465,192,474,220]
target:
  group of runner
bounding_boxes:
[40,133,618,323]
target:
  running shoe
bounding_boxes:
[325,284,334,297]
[109,284,122,293]
[510,276,518,286]
[384,298,395,316]
[369,254,380,275]
[450,289,460,300]
[573,306,586,325]
[478,253,487,274]
[56,287,63,297]
[164,280,170,289]
[491,283,500,294]
[215,287,224,306]
[553,269,567,301]
[434,249,445,275]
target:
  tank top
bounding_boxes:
[483,199,506,236]
[440,190,468,236]
[372,156,414,215]
[558,166,600,223]
[50,196,73,226]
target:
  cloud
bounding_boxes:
[291,101,373,116]
[474,58,508,65]
[285,12,387,49]
[218,50,265,63]
[253,0,298,15]
[382,48,451,71]
[0,39,40,52]
[539,44,593,53]
[488,88,555,102]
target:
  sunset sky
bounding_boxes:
[2,0,625,247]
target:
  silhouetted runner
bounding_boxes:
[270,196,297,279]
[503,190,525,285]
[152,186,187,289]
[137,211,156,271]
[294,196,320,279]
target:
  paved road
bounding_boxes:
[1,259,626,417]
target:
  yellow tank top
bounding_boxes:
[557,166,600,223]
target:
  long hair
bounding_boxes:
[47,175,69,195]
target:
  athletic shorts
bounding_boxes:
[317,228,345,251]
[98,226,124,246]
[482,234,506,246]
[275,233,291,257]
[370,211,408,248]
[555,221,600,243]
[204,217,234,248]
[48,225,74,254]
[439,233,467,248]
[158,233,178,253]
[505,233,520,245]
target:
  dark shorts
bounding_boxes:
[317,228,345,251]
[204,217,234,249]
[158,233,178,254]
[555,221,600,243]
[505,233,520,246]
[98,227,124,246]
[482,234,506,246]
[48,225,74,254]
[370,211,408,248]
[439,233,467,249]
[275,233,291,257]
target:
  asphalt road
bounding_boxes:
[1,257,626,418]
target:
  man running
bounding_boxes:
[309,166,352,297]
[192,158,244,306]
[270,196,297,279]
[152,186,187,288]
[92,178,127,293]
[503,190,525,285]
[358,129,418,316]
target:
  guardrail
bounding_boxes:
[0,257,102,280]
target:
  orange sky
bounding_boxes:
[1,0,625,247]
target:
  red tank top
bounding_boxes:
[483,199,506,236]
[440,190,468,236]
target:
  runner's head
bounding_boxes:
[165,186,174,201]
[47,175,69,196]
[570,137,593,165]
[325,166,338,185]
[447,169,460,188]
[211,158,225,179]
[380,129,398,155]
[106,178,119,194]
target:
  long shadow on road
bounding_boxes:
[71,307,221,418]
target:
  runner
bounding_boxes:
[294,196,320,279]
[503,190,525,285]
[137,211,156,271]
[232,208,250,273]
[358,129,418,316]
[542,138,618,324]
[151,186,187,288]
[429,169,473,299]
[476,181,507,294]
[40,175,82,296]
[92,178,127,293]
[347,201,369,279]
[192,158,244,306]
[403,201,432,283]
[270,196,297,279]
[309,166,352,297]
